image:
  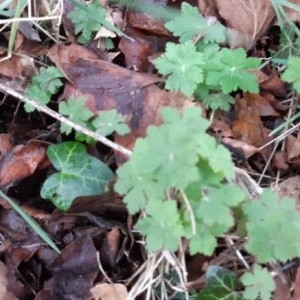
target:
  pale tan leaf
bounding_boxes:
[91,283,128,300]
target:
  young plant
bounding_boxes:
[25,66,64,112]
[153,3,261,111]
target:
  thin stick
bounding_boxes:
[0,83,132,157]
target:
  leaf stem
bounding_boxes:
[179,189,196,235]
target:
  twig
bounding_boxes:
[0,83,132,157]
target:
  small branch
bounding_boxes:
[0,83,132,157]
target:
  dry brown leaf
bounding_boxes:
[91,283,128,300]
[128,9,170,36]
[275,176,300,206]
[232,105,265,147]
[272,151,289,170]
[222,137,260,158]
[241,93,280,117]
[0,140,50,187]
[286,133,300,164]
[292,267,300,300]
[0,261,19,300]
[198,0,275,49]
[282,0,300,23]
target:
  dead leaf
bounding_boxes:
[91,283,128,300]
[0,55,22,78]
[275,176,300,206]
[274,275,290,300]
[119,25,162,72]
[48,235,99,300]
[222,137,260,158]
[198,0,275,49]
[0,261,19,300]
[286,133,300,164]
[0,140,50,187]
[259,71,286,97]
[240,93,280,117]
[281,0,300,23]
[292,267,300,300]
[128,11,170,36]
[232,104,265,147]
[0,134,13,155]
[272,151,289,170]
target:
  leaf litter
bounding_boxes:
[0,0,300,299]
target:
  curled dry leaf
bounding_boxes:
[90,283,128,300]
[198,0,275,49]
[0,140,50,187]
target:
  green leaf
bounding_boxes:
[196,266,242,300]
[196,185,245,228]
[189,224,218,255]
[206,48,260,93]
[153,41,205,96]
[115,152,165,214]
[68,1,107,44]
[199,93,235,111]
[41,142,114,211]
[136,200,184,251]
[25,66,64,112]
[243,189,300,262]
[92,109,130,136]
[241,264,275,300]
[281,56,300,93]
[58,96,94,135]
[198,134,235,180]
[165,3,226,44]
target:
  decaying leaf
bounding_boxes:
[91,283,128,300]
[199,0,275,49]
[286,132,300,164]
[0,261,19,300]
[0,140,50,187]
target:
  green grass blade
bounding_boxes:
[0,189,60,253]
[270,111,300,136]
[7,0,27,57]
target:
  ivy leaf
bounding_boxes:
[196,266,242,300]
[241,264,275,300]
[206,48,260,93]
[59,96,94,135]
[243,189,300,262]
[166,3,226,44]
[153,41,205,96]
[41,142,114,211]
[281,56,300,93]
[25,67,63,112]
[136,200,184,251]
[92,109,130,136]
[68,1,106,44]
